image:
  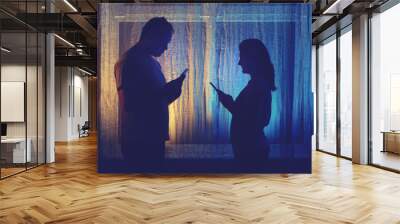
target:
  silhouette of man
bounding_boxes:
[115,17,188,168]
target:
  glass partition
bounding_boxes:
[1,30,28,177]
[0,1,46,179]
[38,32,45,165]
[27,30,38,169]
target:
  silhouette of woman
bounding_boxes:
[214,39,276,166]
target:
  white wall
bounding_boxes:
[55,67,69,141]
[55,67,89,141]
[72,73,89,138]
[1,64,26,81]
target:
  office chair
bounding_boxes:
[78,121,90,138]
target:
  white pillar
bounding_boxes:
[46,1,55,163]
[352,14,369,164]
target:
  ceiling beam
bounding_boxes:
[55,55,96,71]
[322,0,356,14]
[67,13,97,46]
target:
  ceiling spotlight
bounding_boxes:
[78,67,94,76]
[1,47,11,53]
[322,0,355,15]
[54,34,75,48]
[63,0,78,12]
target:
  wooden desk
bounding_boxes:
[381,131,400,154]
[1,138,31,163]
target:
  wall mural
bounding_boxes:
[98,3,313,173]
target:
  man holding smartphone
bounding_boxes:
[115,17,188,168]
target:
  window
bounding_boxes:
[339,28,352,158]
[317,36,337,154]
[370,2,400,171]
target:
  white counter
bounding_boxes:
[1,138,32,163]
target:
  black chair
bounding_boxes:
[78,121,90,138]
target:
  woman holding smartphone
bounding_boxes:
[211,39,276,166]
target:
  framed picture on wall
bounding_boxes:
[98,3,313,173]
[1,81,25,122]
